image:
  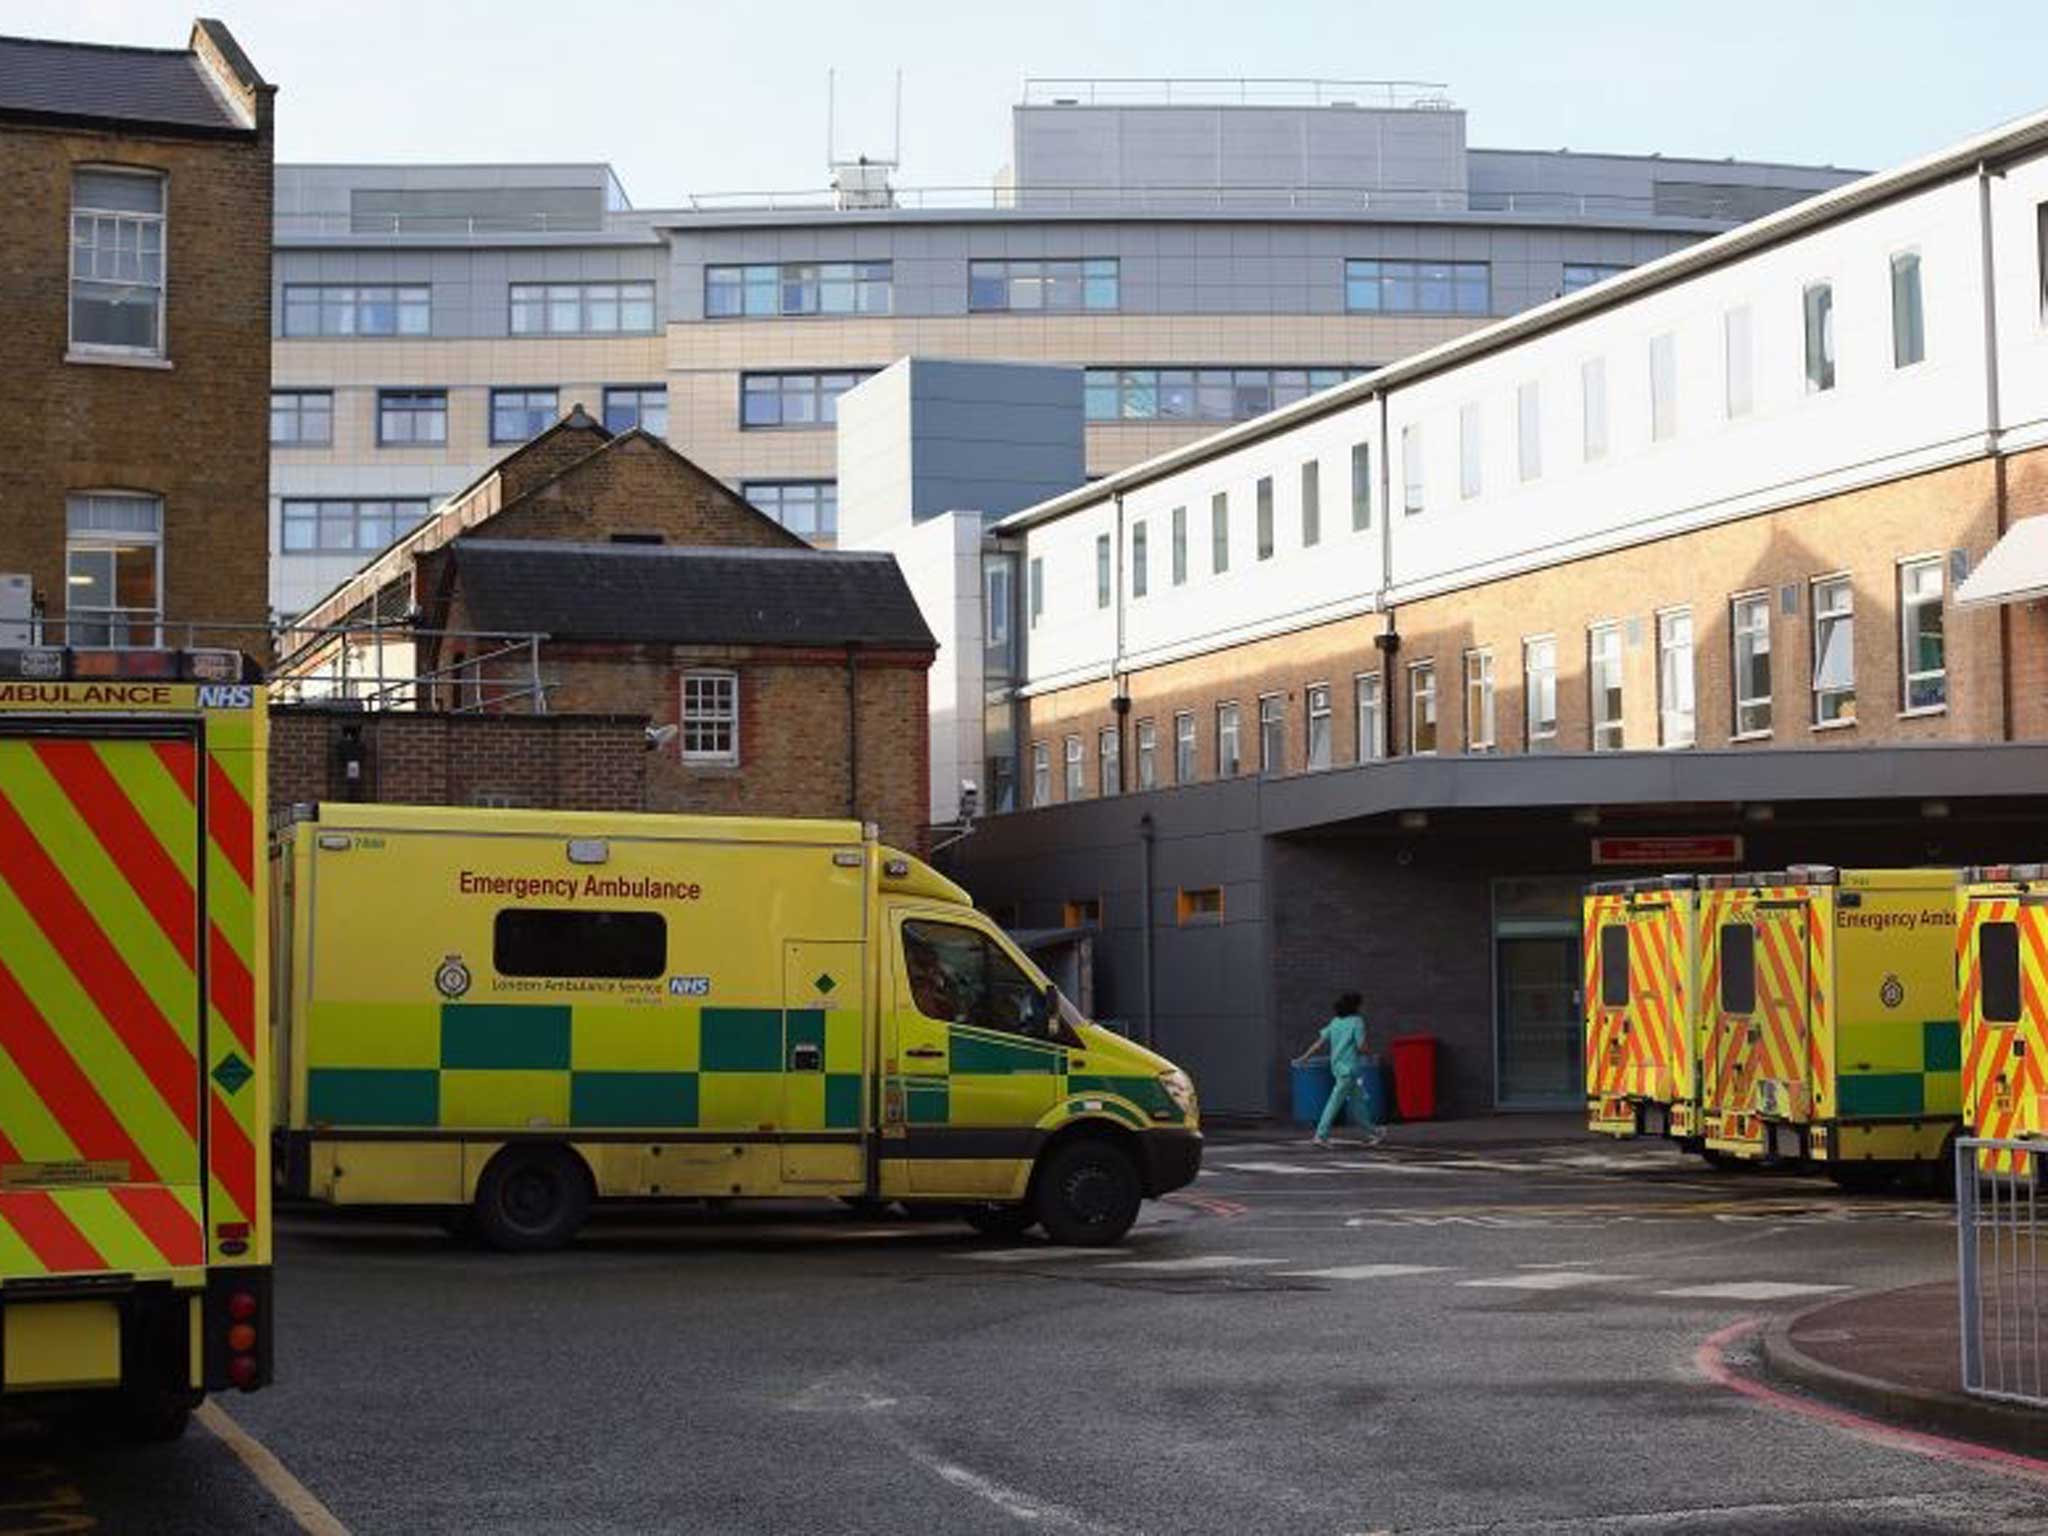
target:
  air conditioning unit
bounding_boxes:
[0,574,31,648]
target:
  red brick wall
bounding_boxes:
[481,434,803,549]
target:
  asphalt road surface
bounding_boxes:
[6,1133,2047,1535]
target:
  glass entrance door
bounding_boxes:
[1496,935,1582,1107]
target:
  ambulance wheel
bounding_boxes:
[117,1389,198,1442]
[1033,1139,1141,1246]
[964,1204,1039,1239]
[473,1145,591,1252]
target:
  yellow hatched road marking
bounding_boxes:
[197,1400,353,1536]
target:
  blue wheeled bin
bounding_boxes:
[1291,1061,1333,1124]
[1349,1055,1388,1127]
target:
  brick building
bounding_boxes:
[0,20,272,645]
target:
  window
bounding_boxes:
[1083,367,1359,423]
[1130,520,1148,599]
[1649,332,1678,441]
[491,388,558,444]
[985,563,1012,654]
[2039,202,2048,320]
[1171,506,1188,585]
[1562,263,1627,294]
[1062,898,1102,929]
[508,281,656,336]
[493,910,665,980]
[1031,742,1051,807]
[1719,925,1756,1015]
[282,284,430,337]
[1459,402,1483,499]
[1408,662,1438,754]
[1401,424,1423,514]
[742,481,838,539]
[604,385,668,435]
[1300,461,1321,547]
[1302,683,1333,770]
[1351,442,1372,531]
[279,498,429,554]
[969,258,1116,312]
[1256,477,1275,560]
[1803,282,1835,392]
[1355,673,1383,762]
[1173,712,1196,784]
[1731,593,1773,735]
[1098,727,1121,796]
[1724,306,1755,419]
[680,671,739,763]
[1900,557,1946,711]
[270,390,332,446]
[1658,609,1695,747]
[1464,650,1495,751]
[1891,252,1926,368]
[899,920,1047,1038]
[1981,922,2021,1024]
[1524,637,1557,749]
[1064,735,1084,799]
[1217,702,1242,777]
[1812,575,1855,724]
[1177,887,1224,926]
[1581,357,1609,461]
[71,168,165,355]
[1599,926,1631,1009]
[1029,557,1044,626]
[705,262,889,318]
[64,493,160,645]
[1589,624,1624,750]
[740,370,875,430]
[1345,258,1489,315]
[1096,533,1112,608]
[377,388,447,446]
[1517,381,1541,482]
[1211,492,1230,574]
[1136,718,1158,790]
[1258,694,1286,774]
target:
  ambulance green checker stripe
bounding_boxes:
[1834,1019,1962,1119]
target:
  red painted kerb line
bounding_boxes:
[1695,1317,2048,1484]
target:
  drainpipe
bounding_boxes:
[1977,161,2014,741]
[1138,811,1157,1049]
[845,642,861,819]
[1376,389,1402,758]
[1112,490,1130,789]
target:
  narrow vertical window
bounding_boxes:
[984,563,1012,655]
[1900,557,1946,711]
[1649,333,1678,441]
[1464,650,1496,751]
[1258,694,1286,774]
[1891,252,1926,368]
[1812,575,1855,724]
[1459,402,1483,499]
[1351,442,1372,531]
[1731,593,1773,736]
[1211,492,1230,573]
[1306,683,1332,770]
[1589,624,1624,750]
[1658,608,1695,747]
[1803,282,1835,392]
[1064,735,1085,798]
[1031,743,1050,807]
[1174,711,1196,784]
[1098,727,1121,797]
[63,493,162,646]
[1300,461,1321,547]
[1135,719,1157,790]
[1355,673,1383,762]
[1171,506,1188,585]
[1402,424,1424,514]
[1095,534,1111,609]
[1408,662,1438,755]
[1217,702,1242,777]
[1725,305,1754,418]
[1256,477,1275,561]
[1581,357,1608,461]
[1517,381,1541,482]
[1523,637,1558,749]
[1029,556,1044,627]
[1131,521,1148,599]
[70,168,166,357]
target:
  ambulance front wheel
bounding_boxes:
[1033,1138,1141,1246]
[473,1145,592,1252]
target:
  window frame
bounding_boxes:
[679,669,740,765]
[741,480,838,540]
[279,497,430,556]
[69,165,167,359]
[738,370,875,432]
[1216,700,1242,778]
[1135,717,1158,791]
[1171,505,1188,586]
[1351,441,1372,531]
[705,261,890,319]
[490,386,559,445]
[1891,249,1926,369]
[1173,711,1197,784]
[1523,635,1558,750]
[1345,257,1490,316]
[1355,671,1384,762]
[1657,606,1696,748]
[1305,681,1333,770]
[1730,590,1774,738]
[603,384,669,436]
[1898,555,1947,714]
[1211,492,1230,574]
[1401,424,1424,515]
[1064,734,1085,799]
[63,491,163,647]
[1300,460,1321,547]
[1131,519,1148,599]
[1083,365,1358,424]
[1811,573,1856,726]
[508,279,657,336]
[376,387,448,448]
[281,282,431,338]
[270,389,333,447]
[1589,622,1624,751]
[1408,660,1438,756]
[1095,533,1112,609]
[1255,477,1275,561]
[1030,741,1051,807]
[1257,692,1286,775]
[1098,725,1121,797]
[967,257,1116,313]
[1464,648,1496,752]
[1803,280,1837,393]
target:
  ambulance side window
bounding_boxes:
[1720,925,1756,1015]
[1598,926,1630,1009]
[1981,922,2022,1024]
[494,909,667,979]
[901,919,1048,1038]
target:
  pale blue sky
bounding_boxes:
[11,0,2043,204]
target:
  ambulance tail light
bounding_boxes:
[225,1286,261,1391]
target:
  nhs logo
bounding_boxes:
[198,684,254,709]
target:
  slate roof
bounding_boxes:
[0,33,252,137]
[445,541,936,651]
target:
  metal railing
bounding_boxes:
[1956,1137,2045,1407]
[269,621,553,715]
[1020,77,1454,110]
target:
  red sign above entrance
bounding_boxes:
[1590,834,1744,868]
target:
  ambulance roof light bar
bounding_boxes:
[0,646,256,683]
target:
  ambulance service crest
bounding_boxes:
[435,954,472,999]
[1879,973,1904,1009]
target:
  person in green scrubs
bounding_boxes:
[1295,992,1383,1147]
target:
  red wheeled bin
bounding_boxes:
[1388,1034,1438,1121]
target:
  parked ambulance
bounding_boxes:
[272,803,1201,1249]
[1956,867,2048,1174]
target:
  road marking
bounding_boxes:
[1219,1160,1336,1175]
[952,1247,1118,1263]
[197,1400,352,1536]
[1656,1280,1851,1300]
[1097,1254,1280,1272]
[1459,1271,1641,1291]
[1278,1263,1453,1281]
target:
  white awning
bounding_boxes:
[1956,517,2048,609]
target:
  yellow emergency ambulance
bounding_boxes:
[1956,866,2048,1174]
[1584,877,1703,1145]
[1697,866,1961,1189]
[272,803,1201,1249]
[0,646,272,1439]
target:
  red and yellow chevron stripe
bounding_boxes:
[1959,893,2046,1177]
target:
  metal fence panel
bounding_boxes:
[1956,1137,2044,1407]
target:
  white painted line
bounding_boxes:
[1218,1161,1334,1175]
[198,1399,352,1536]
[1097,1254,1281,1272]
[1459,1271,1642,1291]
[1656,1280,1852,1300]
[1278,1263,1453,1281]
[951,1247,1114,1263]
